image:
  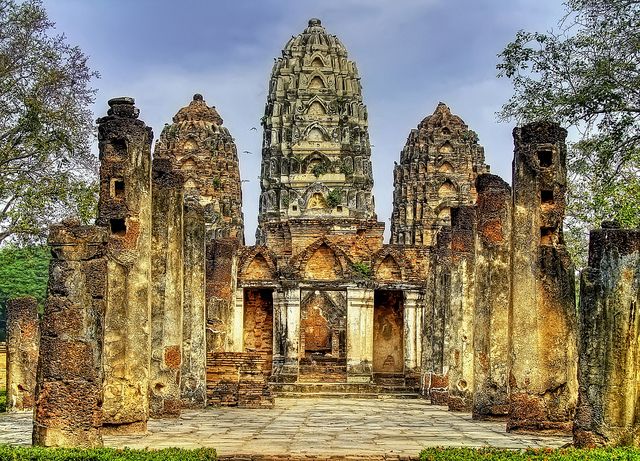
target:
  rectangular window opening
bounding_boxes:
[541,190,554,204]
[537,150,553,168]
[110,218,127,236]
[540,226,556,245]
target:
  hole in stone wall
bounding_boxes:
[537,150,553,167]
[336,206,343,212]
[450,207,460,227]
[112,179,125,198]
[541,190,554,205]
[110,218,127,236]
[540,227,557,245]
[111,138,127,152]
[292,205,298,211]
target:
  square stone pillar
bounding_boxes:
[33,223,107,447]
[403,290,423,374]
[181,193,207,408]
[347,287,374,383]
[231,288,245,352]
[149,158,184,418]
[6,296,39,412]
[269,286,300,381]
[97,97,153,435]
[574,226,640,447]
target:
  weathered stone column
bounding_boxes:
[422,227,451,404]
[149,158,184,417]
[96,97,153,434]
[403,290,423,374]
[574,225,640,447]
[182,193,207,407]
[347,287,374,383]
[206,238,240,353]
[271,285,300,381]
[6,296,39,411]
[473,174,511,419]
[33,223,107,447]
[231,288,245,352]
[447,206,476,412]
[509,121,578,433]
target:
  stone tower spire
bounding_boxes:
[390,103,489,246]
[155,94,244,243]
[256,18,376,244]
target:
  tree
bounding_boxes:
[0,244,49,341]
[497,0,640,267]
[0,0,99,245]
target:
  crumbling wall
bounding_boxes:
[33,223,107,447]
[149,157,184,417]
[509,121,577,434]
[96,97,153,434]
[182,193,207,407]
[6,296,39,411]
[447,206,476,412]
[574,225,640,447]
[473,174,511,419]
[206,352,273,408]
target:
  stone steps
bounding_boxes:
[270,382,422,399]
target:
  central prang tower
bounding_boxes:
[256,18,380,249]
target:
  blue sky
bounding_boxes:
[43,0,566,244]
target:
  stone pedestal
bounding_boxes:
[346,287,374,382]
[6,296,39,411]
[574,226,640,447]
[473,174,511,419]
[33,224,107,447]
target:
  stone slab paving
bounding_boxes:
[0,398,571,456]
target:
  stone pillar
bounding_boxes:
[447,206,476,412]
[149,158,184,418]
[182,193,207,407]
[206,238,240,353]
[509,121,578,433]
[473,174,511,419]
[272,285,300,381]
[6,296,39,411]
[96,97,153,434]
[403,291,422,374]
[574,225,640,447]
[231,288,245,352]
[33,223,107,447]
[347,287,374,383]
[422,227,451,404]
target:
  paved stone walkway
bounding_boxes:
[0,398,570,455]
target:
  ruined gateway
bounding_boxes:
[21,18,639,448]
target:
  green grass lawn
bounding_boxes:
[0,447,217,460]
[420,447,640,460]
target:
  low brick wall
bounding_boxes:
[0,342,6,389]
[207,352,274,408]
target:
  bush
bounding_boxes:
[0,389,5,412]
[0,446,217,460]
[420,447,640,460]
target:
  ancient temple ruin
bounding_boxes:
[23,18,640,448]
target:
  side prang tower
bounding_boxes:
[390,103,488,246]
[256,18,380,253]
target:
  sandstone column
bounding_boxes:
[347,287,374,383]
[422,227,451,404]
[206,238,240,353]
[473,174,511,419]
[574,225,640,447]
[96,97,153,434]
[182,193,207,407]
[403,290,423,374]
[509,121,578,433]
[272,285,301,381]
[6,296,39,411]
[149,158,184,417]
[447,206,476,412]
[33,223,107,447]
